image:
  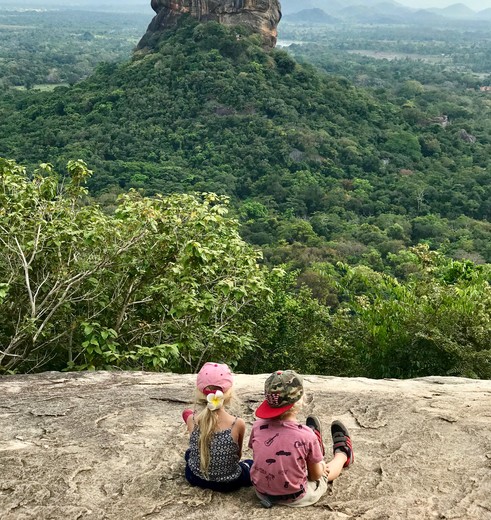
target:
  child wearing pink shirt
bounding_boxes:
[248,370,354,507]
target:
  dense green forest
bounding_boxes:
[0,11,490,378]
[2,158,490,378]
[0,9,148,88]
[280,22,491,76]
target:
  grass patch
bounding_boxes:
[13,83,69,91]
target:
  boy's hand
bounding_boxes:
[323,461,331,477]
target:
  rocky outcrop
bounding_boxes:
[459,129,477,143]
[1,371,490,519]
[137,0,282,49]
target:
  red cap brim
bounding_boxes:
[202,388,222,395]
[255,400,295,419]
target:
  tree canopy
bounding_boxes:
[0,158,268,373]
[1,16,491,378]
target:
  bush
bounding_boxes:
[0,159,268,373]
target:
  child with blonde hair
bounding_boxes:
[249,370,354,507]
[182,362,253,491]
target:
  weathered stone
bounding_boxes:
[138,0,282,49]
[459,129,477,143]
[1,372,490,519]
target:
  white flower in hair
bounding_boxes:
[206,390,224,411]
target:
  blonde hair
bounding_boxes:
[276,394,305,420]
[194,388,236,475]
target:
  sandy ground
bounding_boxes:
[1,371,491,520]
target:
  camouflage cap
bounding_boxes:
[255,370,304,419]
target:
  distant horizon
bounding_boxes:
[4,0,491,12]
[397,0,491,9]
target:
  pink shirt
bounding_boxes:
[248,419,323,496]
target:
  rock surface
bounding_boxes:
[137,0,282,49]
[1,371,491,519]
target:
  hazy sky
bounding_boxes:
[8,0,491,10]
[398,0,491,8]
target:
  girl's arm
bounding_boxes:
[186,413,195,433]
[233,418,246,458]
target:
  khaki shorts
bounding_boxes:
[256,477,329,508]
[286,477,329,507]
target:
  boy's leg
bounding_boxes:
[325,452,347,482]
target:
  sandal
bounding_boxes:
[331,420,354,467]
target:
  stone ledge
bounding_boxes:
[1,372,490,519]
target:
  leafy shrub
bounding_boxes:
[0,159,268,373]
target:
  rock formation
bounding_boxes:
[459,128,477,143]
[137,0,282,49]
[1,371,491,519]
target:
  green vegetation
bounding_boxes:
[2,18,491,267]
[242,247,491,379]
[0,15,490,378]
[280,23,491,74]
[1,158,490,378]
[0,158,268,373]
[0,9,148,88]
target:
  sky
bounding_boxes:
[398,0,491,8]
[5,0,491,11]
